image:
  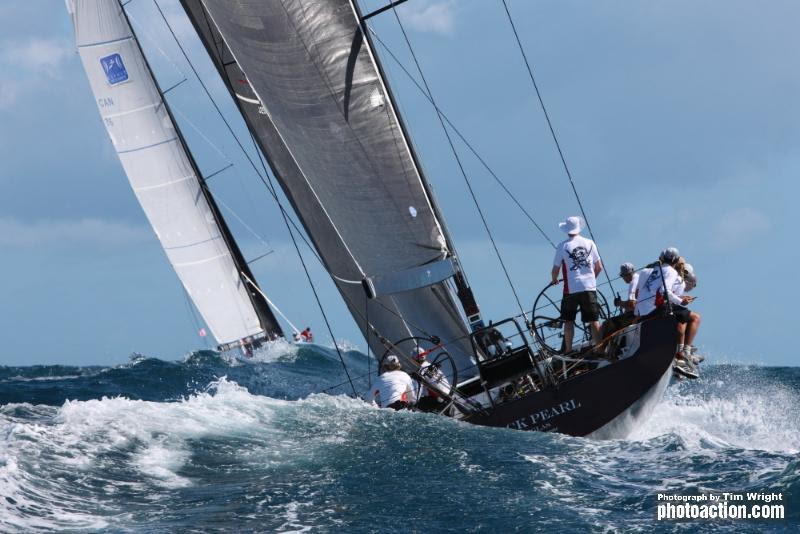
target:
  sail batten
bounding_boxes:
[68,0,284,345]
[180,0,478,372]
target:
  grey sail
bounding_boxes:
[179,0,480,373]
[67,0,284,346]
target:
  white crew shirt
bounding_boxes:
[365,370,417,408]
[635,264,684,316]
[553,234,601,294]
[627,271,640,302]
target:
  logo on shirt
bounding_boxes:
[568,246,591,271]
[644,269,661,292]
[100,53,129,86]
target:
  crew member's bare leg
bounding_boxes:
[676,322,686,349]
[685,312,701,347]
[590,321,601,346]
[564,320,575,353]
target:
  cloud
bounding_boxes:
[401,0,456,35]
[0,218,150,247]
[711,207,771,250]
[0,37,73,109]
[1,38,72,76]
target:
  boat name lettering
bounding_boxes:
[507,399,582,431]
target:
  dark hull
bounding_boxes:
[464,316,678,438]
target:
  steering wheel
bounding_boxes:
[530,282,611,353]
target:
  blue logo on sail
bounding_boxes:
[100,53,128,86]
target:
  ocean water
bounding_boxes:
[0,344,797,533]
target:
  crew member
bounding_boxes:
[551,216,603,353]
[294,327,313,343]
[413,348,451,412]
[615,262,638,312]
[301,327,313,343]
[365,354,416,410]
[674,263,703,364]
[603,262,639,337]
[635,247,697,378]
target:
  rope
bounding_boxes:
[390,6,527,317]
[499,0,615,291]
[367,28,556,249]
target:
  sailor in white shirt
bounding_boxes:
[550,216,603,353]
[634,250,687,318]
[635,248,699,378]
[614,262,639,312]
[674,262,703,365]
[365,355,416,410]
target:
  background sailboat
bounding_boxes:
[67,0,286,351]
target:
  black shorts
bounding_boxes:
[560,290,600,322]
[673,305,692,324]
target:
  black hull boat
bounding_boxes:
[412,314,678,439]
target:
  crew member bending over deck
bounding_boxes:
[365,355,416,410]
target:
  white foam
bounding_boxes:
[631,375,800,453]
[0,379,370,530]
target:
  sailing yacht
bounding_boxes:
[67,0,293,355]
[69,0,680,438]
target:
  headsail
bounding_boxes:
[67,0,284,346]
[180,0,480,373]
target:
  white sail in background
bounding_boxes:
[67,0,283,345]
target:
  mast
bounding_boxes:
[67,0,284,346]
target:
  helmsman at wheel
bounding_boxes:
[550,216,603,353]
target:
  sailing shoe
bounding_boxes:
[688,346,705,364]
[673,357,699,380]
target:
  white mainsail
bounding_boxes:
[67,0,283,346]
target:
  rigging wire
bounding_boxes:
[367,27,556,249]
[181,286,210,349]
[247,128,358,396]
[389,5,527,317]
[150,0,357,395]
[499,0,616,292]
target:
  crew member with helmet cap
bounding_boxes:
[602,262,639,338]
[614,262,638,312]
[364,354,417,410]
[635,247,698,378]
[412,347,452,412]
[550,216,604,353]
[634,247,687,318]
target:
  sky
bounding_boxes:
[0,0,795,367]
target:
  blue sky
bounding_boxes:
[0,0,794,366]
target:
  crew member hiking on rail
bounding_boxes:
[634,247,698,378]
[551,216,603,353]
[365,355,416,410]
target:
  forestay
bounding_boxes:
[67,0,283,345]
[180,0,478,373]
